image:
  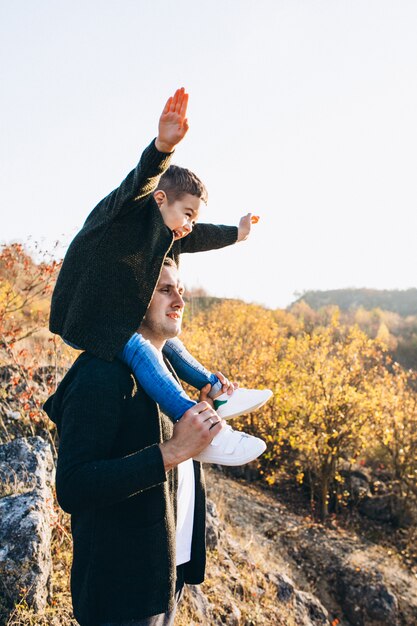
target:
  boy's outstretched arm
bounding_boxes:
[155,87,189,153]
[178,213,259,254]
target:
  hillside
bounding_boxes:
[4,462,417,626]
[292,288,417,315]
[180,467,417,625]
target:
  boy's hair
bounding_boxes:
[157,165,208,205]
[163,257,178,269]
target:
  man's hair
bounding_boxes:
[157,165,208,205]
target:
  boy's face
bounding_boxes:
[154,191,202,240]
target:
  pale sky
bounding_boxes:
[2,0,417,308]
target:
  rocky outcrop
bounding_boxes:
[200,499,330,625]
[0,437,55,613]
[339,461,417,528]
[267,571,330,625]
[205,467,417,626]
[336,566,398,625]
[358,493,415,527]
[283,525,405,625]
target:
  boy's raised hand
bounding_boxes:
[155,87,189,153]
[237,213,260,242]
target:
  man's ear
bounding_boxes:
[153,190,167,207]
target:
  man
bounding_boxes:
[44,258,226,626]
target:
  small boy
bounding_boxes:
[49,88,271,465]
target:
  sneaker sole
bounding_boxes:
[218,390,273,420]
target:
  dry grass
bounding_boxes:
[176,469,300,625]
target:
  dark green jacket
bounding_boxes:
[49,139,238,360]
[44,352,206,626]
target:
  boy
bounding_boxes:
[49,88,271,465]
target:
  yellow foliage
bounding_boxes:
[183,304,416,519]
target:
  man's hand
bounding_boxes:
[155,87,189,154]
[159,391,223,471]
[237,213,260,242]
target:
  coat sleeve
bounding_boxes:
[83,139,173,226]
[177,223,238,254]
[55,364,167,515]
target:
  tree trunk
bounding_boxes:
[320,471,329,521]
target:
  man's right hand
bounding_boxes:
[159,394,223,472]
[155,87,189,154]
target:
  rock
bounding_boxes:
[224,601,241,625]
[295,589,330,625]
[0,436,55,496]
[206,499,223,551]
[0,437,55,613]
[5,409,20,420]
[280,523,415,625]
[0,365,17,385]
[350,474,372,500]
[359,494,415,527]
[0,491,53,612]
[267,572,329,624]
[268,571,295,603]
[338,461,373,501]
[337,566,399,626]
[185,584,211,622]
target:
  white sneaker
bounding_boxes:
[213,388,273,420]
[194,425,266,466]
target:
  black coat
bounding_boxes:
[44,352,206,626]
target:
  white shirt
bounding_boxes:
[175,458,195,566]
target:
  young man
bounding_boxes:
[44,259,256,626]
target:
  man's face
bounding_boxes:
[156,192,202,240]
[139,264,185,347]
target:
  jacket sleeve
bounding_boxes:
[83,139,173,226]
[55,365,167,515]
[177,223,238,254]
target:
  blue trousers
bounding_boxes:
[120,335,222,422]
[64,334,222,422]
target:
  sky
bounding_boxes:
[2,0,417,309]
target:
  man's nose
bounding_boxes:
[183,221,192,234]
[172,290,185,308]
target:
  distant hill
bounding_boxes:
[292,288,417,316]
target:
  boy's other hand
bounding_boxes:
[212,371,238,398]
[237,213,259,242]
[155,87,189,153]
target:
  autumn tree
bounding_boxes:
[181,299,283,436]
[0,242,60,349]
[264,314,387,519]
[373,363,417,500]
[0,242,70,445]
